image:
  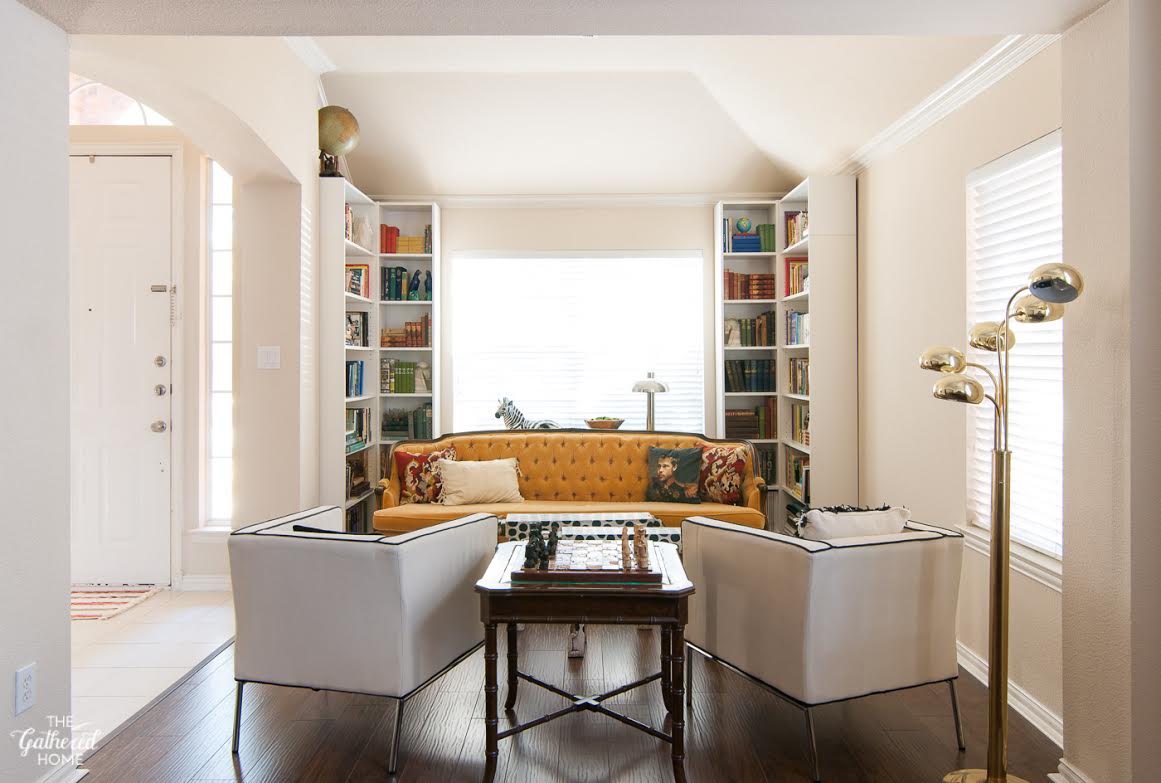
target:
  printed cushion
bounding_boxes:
[699,445,747,505]
[394,447,457,504]
[645,447,702,504]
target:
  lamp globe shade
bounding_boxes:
[919,345,966,373]
[319,105,360,157]
[933,374,986,405]
[968,321,1016,352]
[1028,263,1084,304]
[1013,294,1066,324]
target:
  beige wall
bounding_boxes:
[439,205,719,433]
[858,42,1065,730]
[0,2,70,780]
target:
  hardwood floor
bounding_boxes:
[80,625,1060,782]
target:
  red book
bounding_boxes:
[380,224,389,253]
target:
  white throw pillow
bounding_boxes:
[800,506,911,541]
[438,458,524,506]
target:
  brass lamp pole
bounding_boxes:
[920,263,1084,783]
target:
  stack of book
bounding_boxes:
[725,359,775,393]
[785,211,809,246]
[380,313,431,347]
[723,270,776,300]
[725,398,778,439]
[785,257,809,295]
[345,360,365,397]
[380,224,400,253]
[423,224,432,254]
[346,452,370,498]
[790,402,810,446]
[757,224,776,252]
[345,407,369,453]
[396,236,425,253]
[730,232,761,252]
[785,311,811,346]
[382,403,434,441]
[787,357,810,395]
[727,311,776,346]
[786,452,810,501]
[755,447,777,488]
[382,358,428,394]
[381,266,433,301]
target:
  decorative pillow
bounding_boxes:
[799,506,910,541]
[699,445,747,505]
[645,447,702,504]
[394,446,456,504]
[439,458,524,506]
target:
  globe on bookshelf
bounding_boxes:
[734,217,752,234]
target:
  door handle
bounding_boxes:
[151,420,168,433]
[154,355,167,368]
[155,385,168,396]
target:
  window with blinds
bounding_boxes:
[965,130,1063,558]
[450,252,705,432]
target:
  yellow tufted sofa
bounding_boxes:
[374,429,767,535]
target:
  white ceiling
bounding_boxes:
[319,36,1002,196]
[22,0,1102,35]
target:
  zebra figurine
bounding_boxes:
[494,397,561,430]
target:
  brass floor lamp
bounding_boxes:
[920,263,1083,783]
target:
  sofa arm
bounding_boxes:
[378,477,400,509]
[742,473,765,511]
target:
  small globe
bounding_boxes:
[735,217,752,234]
[319,105,360,157]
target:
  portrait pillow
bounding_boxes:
[438,458,524,506]
[645,447,702,504]
[393,446,457,504]
[699,445,747,505]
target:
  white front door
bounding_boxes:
[70,155,173,585]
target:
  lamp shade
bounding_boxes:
[968,321,1016,352]
[919,345,966,373]
[1013,294,1066,324]
[632,371,669,394]
[1028,263,1084,304]
[932,374,986,405]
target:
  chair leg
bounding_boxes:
[388,697,406,775]
[948,679,967,751]
[804,707,820,782]
[231,682,244,754]
[684,643,693,707]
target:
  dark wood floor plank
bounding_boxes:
[81,631,1063,783]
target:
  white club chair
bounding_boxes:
[681,516,966,782]
[228,507,497,774]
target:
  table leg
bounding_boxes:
[670,625,687,783]
[505,622,519,710]
[484,623,498,783]
[660,625,673,713]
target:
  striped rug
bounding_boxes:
[70,586,164,621]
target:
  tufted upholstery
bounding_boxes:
[375,429,767,534]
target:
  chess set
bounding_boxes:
[510,522,664,585]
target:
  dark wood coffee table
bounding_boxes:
[475,541,694,782]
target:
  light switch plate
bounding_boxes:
[257,346,281,370]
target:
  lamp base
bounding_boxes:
[944,771,1030,783]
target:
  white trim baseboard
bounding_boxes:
[958,523,1063,593]
[179,574,231,592]
[1050,759,1098,783]
[35,765,88,783]
[835,33,1060,175]
[957,641,1063,749]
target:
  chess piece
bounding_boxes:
[620,526,631,569]
[633,523,650,570]
[523,536,540,569]
[547,524,559,556]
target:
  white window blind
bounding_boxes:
[966,130,1063,558]
[450,253,704,432]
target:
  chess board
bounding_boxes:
[510,539,664,584]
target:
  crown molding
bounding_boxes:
[370,192,783,209]
[835,33,1060,176]
[1050,760,1098,783]
[957,641,1064,749]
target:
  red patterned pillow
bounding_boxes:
[394,447,457,504]
[699,445,747,505]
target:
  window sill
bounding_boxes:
[957,523,1062,593]
[186,525,232,543]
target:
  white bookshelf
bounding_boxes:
[713,176,857,532]
[320,180,441,531]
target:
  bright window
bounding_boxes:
[69,73,172,126]
[450,252,705,432]
[207,161,234,522]
[966,130,1063,557]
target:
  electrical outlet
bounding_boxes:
[15,663,35,716]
